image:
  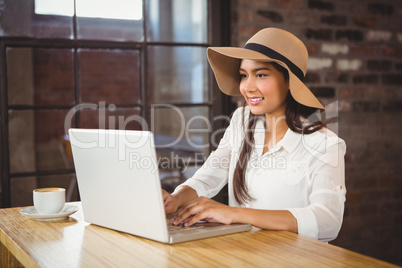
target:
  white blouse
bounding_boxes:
[176,106,346,242]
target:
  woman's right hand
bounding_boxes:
[162,189,180,214]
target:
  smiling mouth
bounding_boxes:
[249,97,264,105]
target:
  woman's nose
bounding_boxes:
[240,74,254,89]
[244,78,257,92]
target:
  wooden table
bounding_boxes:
[0,202,398,268]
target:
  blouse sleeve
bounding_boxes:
[173,107,244,198]
[288,136,347,242]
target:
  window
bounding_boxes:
[0,0,231,207]
[35,0,143,20]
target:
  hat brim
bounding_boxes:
[207,47,324,110]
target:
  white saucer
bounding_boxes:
[20,205,79,221]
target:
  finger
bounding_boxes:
[184,210,210,226]
[164,203,173,214]
[162,189,167,197]
[162,190,168,204]
[173,202,200,225]
[172,199,195,219]
[164,197,170,207]
[172,208,192,225]
[163,199,175,214]
[181,215,195,225]
[172,197,211,224]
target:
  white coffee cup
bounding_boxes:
[33,188,66,214]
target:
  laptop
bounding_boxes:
[68,128,251,244]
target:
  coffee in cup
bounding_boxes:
[33,188,66,214]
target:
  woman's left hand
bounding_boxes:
[172,196,236,227]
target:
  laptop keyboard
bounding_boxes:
[167,223,205,233]
[166,216,205,234]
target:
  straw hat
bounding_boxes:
[207,28,324,109]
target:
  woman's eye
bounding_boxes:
[257,73,267,78]
[240,73,247,78]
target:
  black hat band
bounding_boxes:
[244,43,305,81]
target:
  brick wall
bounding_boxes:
[232,0,402,265]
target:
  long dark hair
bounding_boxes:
[232,62,325,205]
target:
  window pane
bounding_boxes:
[76,0,144,41]
[9,109,76,174]
[76,0,142,20]
[33,0,74,39]
[32,15,74,39]
[10,176,37,207]
[78,49,141,105]
[80,107,142,130]
[152,106,210,160]
[148,46,208,103]
[8,110,36,174]
[35,0,74,16]
[7,47,75,106]
[0,0,73,38]
[0,0,35,37]
[147,0,208,43]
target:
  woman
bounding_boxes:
[162,28,346,242]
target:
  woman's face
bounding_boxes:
[239,60,289,117]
